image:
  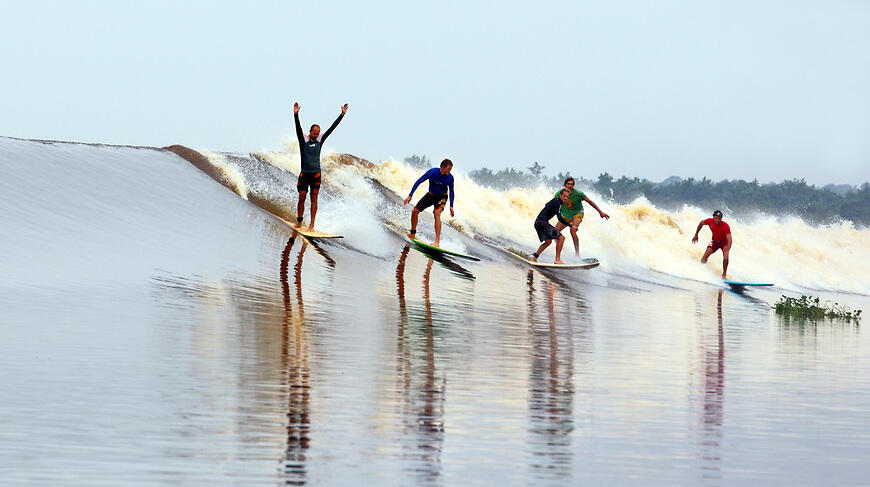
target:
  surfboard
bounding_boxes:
[293,227,343,239]
[406,237,480,262]
[503,247,599,270]
[724,280,774,290]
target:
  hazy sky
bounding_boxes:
[2,1,868,185]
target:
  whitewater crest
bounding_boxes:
[170,143,870,295]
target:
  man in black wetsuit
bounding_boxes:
[293,102,348,230]
[530,188,571,264]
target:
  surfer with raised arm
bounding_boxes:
[403,159,455,248]
[530,188,572,264]
[554,176,610,256]
[692,210,732,278]
[293,102,348,231]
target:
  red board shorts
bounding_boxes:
[297,172,321,195]
[707,240,727,252]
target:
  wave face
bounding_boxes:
[193,140,870,295]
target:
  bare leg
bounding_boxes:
[721,247,730,278]
[307,193,319,231]
[296,191,307,228]
[432,207,444,247]
[700,247,715,263]
[555,235,565,264]
[532,240,552,261]
[570,225,580,256]
[407,207,420,239]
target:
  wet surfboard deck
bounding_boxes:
[504,247,599,269]
[406,237,480,261]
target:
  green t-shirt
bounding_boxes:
[555,189,585,219]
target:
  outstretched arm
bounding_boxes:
[404,170,431,205]
[321,103,348,142]
[691,221,704,243]
[584,196,609,220]
[293,102,304,146]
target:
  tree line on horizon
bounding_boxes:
[403,155,870,226]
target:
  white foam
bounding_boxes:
[199,149,249,200]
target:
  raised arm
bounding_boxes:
[321,103,348,142]
[293,102,304,146]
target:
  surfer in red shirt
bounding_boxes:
[691,210,732,278]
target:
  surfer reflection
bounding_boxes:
[395,246,445,484]
[698,290,725,481]
[291,229,336,268]
[526,271,574,480]
[280,235,311,485]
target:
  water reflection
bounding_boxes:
[526,270,574,481]
[280,235,311,486]
[698,290,725,481]
[395,246,445,484]
[406,245,475,280]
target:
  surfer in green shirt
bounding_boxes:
[554,177,610,256]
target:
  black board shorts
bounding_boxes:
[297,171,321,194]
[534,219,561,242]
[414,192,448,213]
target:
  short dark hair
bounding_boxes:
[713,210,723,217]
[310,124,320,132]
[440,158,453,169]
[564,177,575,185]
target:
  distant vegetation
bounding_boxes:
[774,295,862,322]
[405,155,870,227]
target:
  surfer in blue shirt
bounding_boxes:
[293,101,348,230]
[403,159,455,248]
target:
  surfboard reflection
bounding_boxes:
[395,246,445,484]
[406,244,475,280]
[291,229,336,268]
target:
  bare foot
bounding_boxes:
[431,241,440,248]
[294,221,302,228]
[529,255,537,262]
[307,225,315,231]
[406,232,416,240]
[555,259,565,265]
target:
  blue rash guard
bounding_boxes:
[295,111,344,173]
[408,167,455,207]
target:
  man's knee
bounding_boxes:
[411,207,420,215]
